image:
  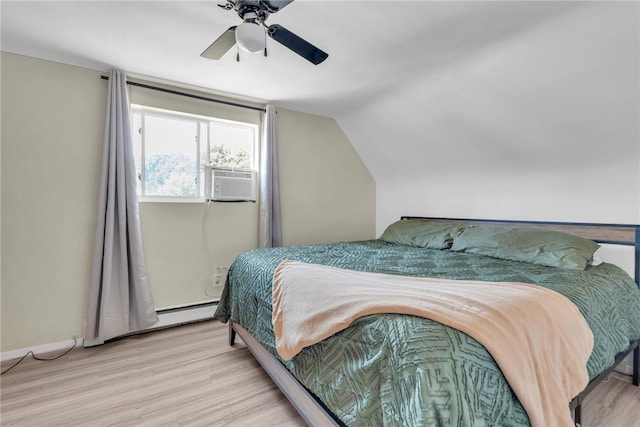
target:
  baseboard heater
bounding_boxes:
[84,302,218,347]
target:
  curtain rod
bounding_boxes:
[100,75,266,112]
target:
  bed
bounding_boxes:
[214,217,640,426]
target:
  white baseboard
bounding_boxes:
[1,304,217,361]
[1,337,83,362]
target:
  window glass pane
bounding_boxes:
[209,122,255,169]
[131,104,257,201]
[144,114,198,197]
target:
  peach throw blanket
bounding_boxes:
[272,260,594,427]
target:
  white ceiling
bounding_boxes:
[0,0,583,117]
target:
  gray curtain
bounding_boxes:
[259,104,282,248]
[85,70,158,345]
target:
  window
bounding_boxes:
[132,105,258,201]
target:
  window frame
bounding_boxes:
[131,104,259,203]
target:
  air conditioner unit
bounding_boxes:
[204,166,257,202]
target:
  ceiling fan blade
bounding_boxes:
[267,24,328,65]
[217,1,234,11]
[260,0,294,13]
[201,26,237,60]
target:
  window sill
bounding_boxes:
[138,198,256,204]
[138,197,207,204]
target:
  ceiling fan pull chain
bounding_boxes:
[264,27,268,57]
[236,45,240,62]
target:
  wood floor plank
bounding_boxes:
[1,319,638,426]
[1,320,303,427]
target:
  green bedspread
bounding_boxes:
[214,240,640,427]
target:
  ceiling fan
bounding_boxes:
[201,0,328,65]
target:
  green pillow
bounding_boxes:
[380,220,464,250]
[451,225,599,270]
[450,225,512,254]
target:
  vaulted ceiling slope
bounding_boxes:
[2,1,639,225]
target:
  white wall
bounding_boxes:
[0,52,375,351]
[338,2,640,234]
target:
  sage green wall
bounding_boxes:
[0,52,375,351]
[1,53,105,351]
[128,82,263,309]
[277,108,376,246]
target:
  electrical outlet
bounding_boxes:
[212,266,229,289]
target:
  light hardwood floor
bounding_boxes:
[1,320,638,426]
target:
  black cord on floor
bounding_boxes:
[1,337,78,375]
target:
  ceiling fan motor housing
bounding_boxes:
[234,1,268,22]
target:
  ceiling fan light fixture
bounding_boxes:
[235,22,265,54]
